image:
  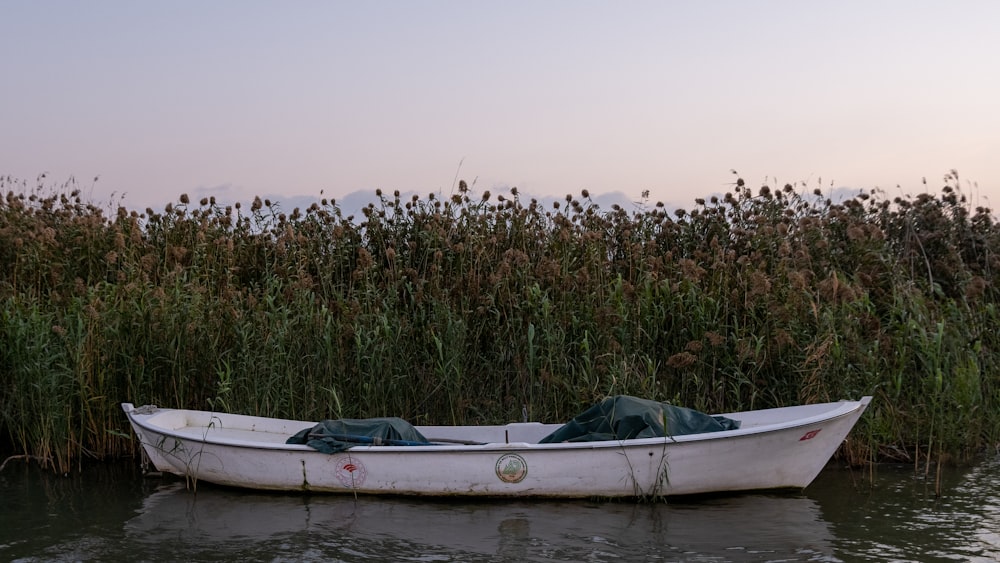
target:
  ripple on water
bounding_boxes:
[2,457,999,562]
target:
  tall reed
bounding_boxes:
[1,172,998,472]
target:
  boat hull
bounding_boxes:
[122,397,870,498]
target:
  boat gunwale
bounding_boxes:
[123,397,871,454]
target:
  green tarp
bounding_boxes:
[539,395,740,443]
[288,396,739,453]
[286,417,430,454]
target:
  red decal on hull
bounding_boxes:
[799,429,821,441]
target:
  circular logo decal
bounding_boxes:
[334,456,367,488]
[495,453,528,483]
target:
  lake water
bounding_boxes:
[1,455,997,562]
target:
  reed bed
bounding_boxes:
[1,172,999,473]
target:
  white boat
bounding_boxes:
[122,396,871,498]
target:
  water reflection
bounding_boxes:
[808,455,1000,562]
[123,483,835,562]
[5,457,998,562]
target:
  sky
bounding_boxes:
[2,1,999,214]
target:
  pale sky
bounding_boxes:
[3,1,998,212]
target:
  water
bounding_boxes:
[1,456,997,562]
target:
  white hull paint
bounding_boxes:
[122,397,871,498]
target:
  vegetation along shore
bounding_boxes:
[1,172,998,475]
